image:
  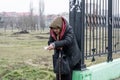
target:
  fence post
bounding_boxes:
[107,0,113,62]
[69,0,86,70]
[80,0,86,70]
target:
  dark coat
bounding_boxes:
[48,18,81,68]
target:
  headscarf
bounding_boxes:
[50,16,66,40]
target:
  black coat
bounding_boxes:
[48,21,81,68]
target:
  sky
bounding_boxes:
[0,0,69,15]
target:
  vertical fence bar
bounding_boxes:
[102,0,104,53]
[91,0,95,61]
[107,0,113,62]
[116,0,119,51]
[89,0,92,56]
[95,0,98,55]
[85,0,88,59]
[112,1,115,52]
[99,0,102,53]
[116,0,118,52]
[80,0,86,70]
[113,2,115,53]
[105,0,108,54]
[115,4,117,52]
[118,0,120,51]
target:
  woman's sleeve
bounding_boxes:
[48,35,54,45]
[54,27,74,48]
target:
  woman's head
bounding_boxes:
[50,16,66,40]
[50,16,63,35]
[50,17,63,29]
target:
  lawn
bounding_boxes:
[0,30,120,80]
[0,30,55,80]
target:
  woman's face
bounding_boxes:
[52,28,61,35]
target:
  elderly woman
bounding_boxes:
[47,16,81,80]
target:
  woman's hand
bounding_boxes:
[47,43,55,50]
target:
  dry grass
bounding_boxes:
[0,30,120,67]
[0,30,120,79]
[0,31,53,68]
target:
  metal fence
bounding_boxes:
[69,0,120,70]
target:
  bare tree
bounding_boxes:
[2,16,14,32]
[29,1,35,31]
[39,0,46,31]
[0,17,4,29]
[15,15,38,32]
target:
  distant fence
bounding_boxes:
[69,0,120,70]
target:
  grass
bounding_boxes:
[0,30,120,80]
[0,31,55,80]
[0,32,50,59]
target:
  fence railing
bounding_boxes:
[69,0,120,70]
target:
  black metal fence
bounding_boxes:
[69,0,120,70]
